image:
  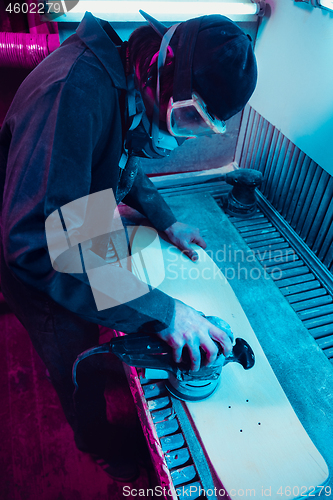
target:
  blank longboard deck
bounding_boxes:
[131,226,329,500]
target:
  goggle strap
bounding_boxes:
[126,74,145,131]
[151,23,180,154]
[156,24,180,104]
[173,18,202,103]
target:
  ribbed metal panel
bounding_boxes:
[238,107,333,273]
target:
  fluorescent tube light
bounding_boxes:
[317,0,333,10]
[52,1,260,22]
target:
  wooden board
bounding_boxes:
[131,225,329,500]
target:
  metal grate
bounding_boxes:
[139,379,208,500]
[237,106,333,274]
[212,195,333,364]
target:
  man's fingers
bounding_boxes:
[188,343,201,372]
[158,301,234,374]
[172,345,183,364]
[209,326,233,356]
[189,250,198,261]
[192,233,207,249]
[181,246,198,261]
[201,340,219,365]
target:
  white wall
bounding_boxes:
[249,0,333,175]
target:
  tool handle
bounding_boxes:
[225,338,255,369]
[110,334,255,372]
[110,334,175,371]
[110,334,208,372]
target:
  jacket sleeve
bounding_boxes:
[1,72,174,334]
[122,165,177,232]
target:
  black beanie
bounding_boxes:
[171,15,257,121]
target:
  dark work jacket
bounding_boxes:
[0,12,176,333]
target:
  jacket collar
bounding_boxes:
[76,12,127,90]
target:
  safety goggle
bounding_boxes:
[166,92,227,138]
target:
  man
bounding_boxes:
[0,10,257,481]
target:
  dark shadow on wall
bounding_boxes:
[0,67,31,126]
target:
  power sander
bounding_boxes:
[223,168,263,218]
[72,316,255,402]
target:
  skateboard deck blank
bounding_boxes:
[131,226,329,500]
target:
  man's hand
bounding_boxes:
[156,300,233,372]
[164,221,207,261]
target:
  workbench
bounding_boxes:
[119,192,333,499]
